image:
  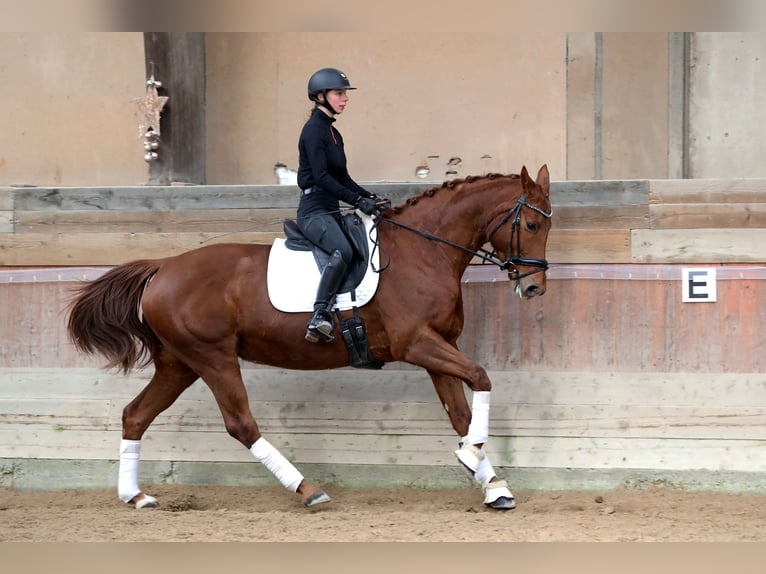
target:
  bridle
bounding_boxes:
[485,192,553,280]
[375,193,553,281]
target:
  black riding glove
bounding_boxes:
[355,196,379,216]
[374,197,392,212]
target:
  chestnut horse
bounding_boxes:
[67,165,552,511]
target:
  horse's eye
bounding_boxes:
[525,221,539,233]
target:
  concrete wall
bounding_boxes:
[565,33,672,180]
[205,32,568,185]
[0,33,147,187]
[688,33,766,178]
[0,33,764,187]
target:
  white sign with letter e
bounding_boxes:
[681,268,717,302]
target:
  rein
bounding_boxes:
[374,194,552,280]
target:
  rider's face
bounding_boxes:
[321,89,349,114]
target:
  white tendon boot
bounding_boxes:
[118,439,158,509]
[475,451,516,510]
[452,391,515,509]
[453,391,490,473]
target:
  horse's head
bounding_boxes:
[487,164,552,299]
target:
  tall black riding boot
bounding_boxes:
[306,250,348,343]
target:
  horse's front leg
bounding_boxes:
[429,371,516,510]
[401,331,514,509]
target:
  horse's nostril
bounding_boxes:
[524,285,542,298]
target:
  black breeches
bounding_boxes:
[296,212,355,266]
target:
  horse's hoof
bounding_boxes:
[482,479,516,510]
[303,490,332,507]
[485,496,516,510]
[134,494,158,509]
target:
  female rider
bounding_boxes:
[297,67,386,343]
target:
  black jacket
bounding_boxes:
[297,108,372,218]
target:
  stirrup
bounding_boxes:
[305,313,334,343]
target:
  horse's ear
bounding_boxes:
[536,164,550,191]
[520,165,531,187]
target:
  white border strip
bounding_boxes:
[0,267,109,284]
[463,264,766,282]
[2,264,766,284]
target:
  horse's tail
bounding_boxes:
[66,260,163,374]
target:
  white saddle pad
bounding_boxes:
[266,213,381,313]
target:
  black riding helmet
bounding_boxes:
[307,68,356,114]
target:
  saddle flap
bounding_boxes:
[282,212,371,292]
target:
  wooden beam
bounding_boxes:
[0,231,280,265]
[143,33,206,185]
[632,228,766,263]
[16,208,292,234]
[649,178,766,204]
[650,203,766,229]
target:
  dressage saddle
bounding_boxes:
[282,212,370,293]
[282,212,383,370]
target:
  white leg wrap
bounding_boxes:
[474,449,496,487]
[118,439,142,503]
[465,391,490,445]
[250,437,304,492]
[453,391,492,473]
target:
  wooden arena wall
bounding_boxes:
[1,179,766,493]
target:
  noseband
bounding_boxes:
[376,194,552,281]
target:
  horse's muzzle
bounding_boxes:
[510,264,548,300]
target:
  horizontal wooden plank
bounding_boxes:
[546,230,631,263]
[16,209,294,234]
[550,179,648,206]
[0,398,111,430]
[650,203,766,229]
[2,396,764,440]
[0,211,11,233]
[9,181,634,213]
[649,178,766,204]
[17,205,651,234]
[1,428,763,472]
[12,185,302,211]
[632,229,766,263]
[0,188,12,210]
[553,205,648,230]
[8,183,431,213]
[0,231,280,265]
[0,229,629,266]
[2,368,765,407]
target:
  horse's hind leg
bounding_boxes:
[190,354,330,508]
[119,349,199,508]
[429,371,516,510]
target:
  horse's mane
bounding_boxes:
[385,172,521,216]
